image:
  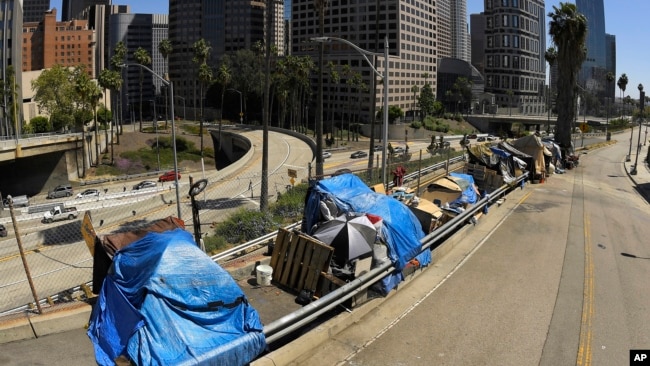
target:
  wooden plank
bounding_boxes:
[287,236,308,289]
[296,238,315,291]
[271,228,292,282]
[279,233,301,286]
[270,228,289,270]
[305,242,333,291]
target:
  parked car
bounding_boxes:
[322,151,332,159]
[392,146,405,154]
[487,135,497,141]
[159,171,181,182]
[133,181,157,190]
[477,136,486,142]
[76,189,100,199]
[47,184,73,199]
[0,223,7,237]
[350,150,368,159]
[373,145,383,152]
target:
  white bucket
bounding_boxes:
[256,265,273,286]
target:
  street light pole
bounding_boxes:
[311,36,390,189]
[121,63,181,218]
[631,83,644,175]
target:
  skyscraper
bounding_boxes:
[291,0,438,123]
[23,0,49,23]
[575,0,608,97]
[0,0,24,137]
[481,0,546,115]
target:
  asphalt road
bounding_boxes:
[295,134,650,365]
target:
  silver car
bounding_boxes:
[47,184,73,199]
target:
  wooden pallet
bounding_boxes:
[270,228,333,293]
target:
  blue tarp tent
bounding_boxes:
[303,174,431,292]
[87,229,266,366]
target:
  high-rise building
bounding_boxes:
[605,33,616,99]
[61,0,108,21]
[481,0,546,115]
[22,9,95,74]
[23,0,49,23]
[291,0,438,123]
[450,0,469,62]
[575,0,609,98]
[169,0,284,119]
[110,12,168,122]
[0,0,24,137]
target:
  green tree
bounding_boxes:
[133,47,152,132]
[31,64,75,131]
[98,68,121,164]
[617,73,628,117]
[418,83,436,119]
[111,41,127,139]
[158,39,173,128]
[545,47,557,131]
[327,61,340,142]
[73,65,102,169]
[28,116,50,133]
[411,84,420,119]
[192,38,212,155]
[548,2,587,150]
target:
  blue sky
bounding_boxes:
[50,1,647,98]
[468,0,650,99]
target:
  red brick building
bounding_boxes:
[22,9,96,77]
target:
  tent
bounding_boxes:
[303,173,431,294]
[87,227,266,366]
[509,134,547,177]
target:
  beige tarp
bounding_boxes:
[510,134,546,175]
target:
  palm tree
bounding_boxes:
[544,47,557,132]
[326,61,339,142]
[422,72,430,85]
[617,73,628,118]
[133,47,151,132]
[97,69,122,164]
[605,72,615,134]
[158,39,173,129]
[411,85,420,120]
[192,38,212,156]
[215,63,231,151]
[548,2,587,151]
[111,41,127,140]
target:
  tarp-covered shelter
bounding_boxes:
[87,223,266,366]
[303,173,431,293]
[509,134,547,177]
[465,144,518,183]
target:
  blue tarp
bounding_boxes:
[304,173,431,272]
[87,229,266,366]
[449,172,479,206]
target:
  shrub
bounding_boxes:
[213,209,279,244]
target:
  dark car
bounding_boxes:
[467,134,478,139]
[133,181,158,190]
[477,136,486,142]
[350,150,368,159]
[0,224,7,237]
[159,171,181,182]
[373,145,383,152]
[47,184,73,199]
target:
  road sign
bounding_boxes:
[240,112,244,117]
[288,169,297,178]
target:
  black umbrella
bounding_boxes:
[312,213,376,265]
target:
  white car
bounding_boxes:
[133,181,157,190]
[76,188,100,199]
[322,151,332,159]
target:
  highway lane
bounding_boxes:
[297,133,649,365]
[0,130,313,313]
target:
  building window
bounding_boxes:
[513,35,519,48]
[502,15,508,27]
[503,55,509,67]
[503,35,509,47]
[512,15,519,28]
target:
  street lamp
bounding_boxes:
[120,63,181,218]
[311,36,391,189]
[227,88,243,123]
[150,99,161,171]
[631,83,644,175]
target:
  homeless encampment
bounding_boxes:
[465,144,522,185]
[303,173,431,294]
[87,217,266,366]
[509,134,550,179]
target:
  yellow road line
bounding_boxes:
[577,215,594,366]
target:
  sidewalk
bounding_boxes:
[621,141,650,203]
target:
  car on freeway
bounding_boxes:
[47,184,73,199]
[133,181,158,190]
[159,170,181,182]
[392,146,405,154]
[322,151,332,159]
[487,135,497,141]
[76,189,100,199]
[467,134,478,139]
[477,136,486,142]
[373,145,383,151]
[0,223,7,237]
[350,150,368,159]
